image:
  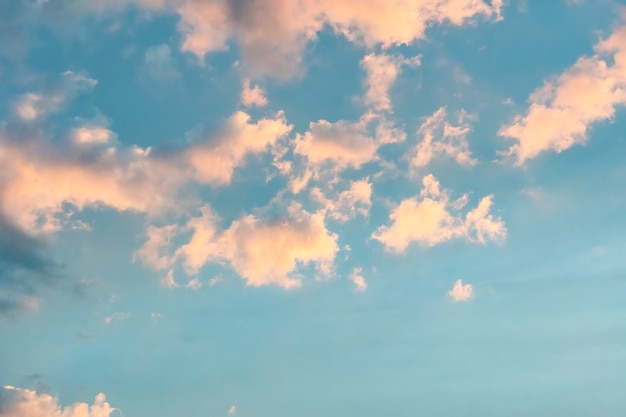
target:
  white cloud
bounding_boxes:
[350,267,367,292]
[500,25,626,163]
[185,111,292,185]
[448,279,473,302]
[411,107,476,169]
[372,175,506,252]
[0,109,291,234]
[186,277,202,290]
[0,386,116,417]
[228,405,237,414]
[361,53,420,112]
[240,78,268,107]
[138,204,339,289]
[164,0,502,77]
[14,71,97,121]
[294,119,379,173]
[310,178,372,222]
[104,312,131,324]
[160,269,180,289]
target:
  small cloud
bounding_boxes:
[71,220,92,231]
[76,331,94,340]
[160,270,180,289]
[143,44,180,81]
[151,312,162,323]
[186,277,202,290]
[104,312,131,325]
[350,267,367,292]
[208,275,223,286]
[240,78,268,107]
[228,405,237,414]
[448,279,473,302]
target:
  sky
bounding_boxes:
[1,0,626,416]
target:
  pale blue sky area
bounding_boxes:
[1,1,626,416]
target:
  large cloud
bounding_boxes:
[0,386,115,417]
[372,174,506,252]
[137,204,339,289]
[500,25,626,164]
[35,0,502,78]
[173,0,502,77]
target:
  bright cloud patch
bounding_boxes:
[164,0,502,77]
[372,175,506,252]
[138,204,339,289]
[186,111,292,185]
[500,25,626,163]
[361,53,420,112]
[350,267,368,292]
[240,78,269,107]
[411,107,477,168]
[0,386,115,417]
[310,178,372,222]
[448,279,473,302]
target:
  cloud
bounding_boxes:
[0,212,58,317]
[104,312,131,324]
[411,107,477,168]
[228,405,237,414]
[361,53,420,112]
[448,279,473,302]
[350,267,367,292]
[185,111,292,185]
[294,119,379,173]
[186,277,202,290]
[138,204,339,289]
[500,25,626,163]
[142,44,180,81]
[240,78,268,107]
[310,178,372,222]
[57,0,501,78]
[372,174,506,252]
[0,128,180,234]
[14,71,97,121]
[0,386,116,417]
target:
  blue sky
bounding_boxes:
[2,0,626,416]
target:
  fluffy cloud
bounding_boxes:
[310,178,372,222]
[294,119,379,173]
[0,386,115,417]
[361,53,420,112]
[500,25,626,163]
[350,267,367,292]
[411,107,477,168]
[0,109,291,234]
[138,204,339,289]
[372,175,506,252]
[0,130,179,234]
[240,79,269,108]
[185,111,292,185]
[56,0,501,77]
[448,279,473,302]
[174,0,501,76]
[14,71,97,121]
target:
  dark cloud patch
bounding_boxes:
[0,211,60,317]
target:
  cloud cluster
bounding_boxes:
[500,25,626,163]
[0,386,115,417]
[137,204,339,289]
[372,175,506,252]
[40,0,502,78]
[411,107,477,168]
